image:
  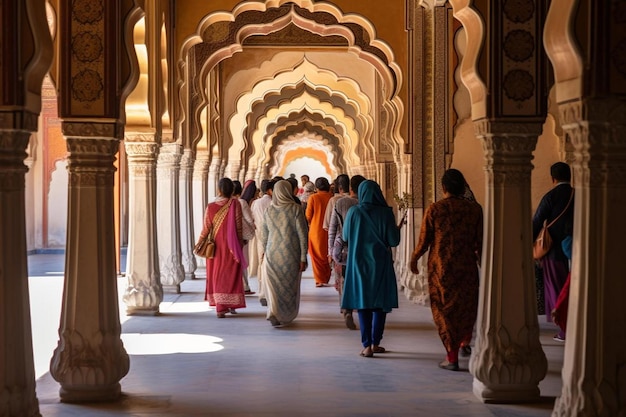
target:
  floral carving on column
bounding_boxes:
[470,120,547,403]
[50,135,129,402]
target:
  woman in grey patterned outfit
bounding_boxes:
[260,180,309,327]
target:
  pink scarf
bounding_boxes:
[225,199,248,269]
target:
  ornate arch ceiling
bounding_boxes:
[178,0,404,162]
[270,133,341,179]
[250,92,359,168]
[228,57,372,164]
[264,118,348,174]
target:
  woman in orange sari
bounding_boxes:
[305,177,333,287]
[198,178,247,318]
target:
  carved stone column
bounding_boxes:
[179,149,197,279]
[192,150,210,274]
[0,127,41,416]
[157,142,185,292]
[50,132,129,402]
[552,99,626,417]
[470,121,547,402]
[208,156,222,199]
[122,140,162,313]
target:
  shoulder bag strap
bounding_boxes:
[209,200,232,238]
[547,189,574,228]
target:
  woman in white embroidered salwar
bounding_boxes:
[260,180,309,327]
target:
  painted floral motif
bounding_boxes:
[503,69,534,101]
[503,0,534,23]
[72,0,103,25]
[504,30,535,62]
[73,32,103,63]
[72,69,103,102]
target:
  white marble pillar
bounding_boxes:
[122,140,163,314]
[50,134,129,402]
[552,99,626,416]
[470,122,547,402]
[0,129,41,416]
[192,151,211,274]
[224,160,241,182]
[207,156,221,201]
[157,143,185,293]
[179,149,197,279]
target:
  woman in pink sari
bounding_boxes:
[199,178,247,318]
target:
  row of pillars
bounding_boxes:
[4,100,626,414]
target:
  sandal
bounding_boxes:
[372,345,386,353]
[228,308,238,314]
[360,346,373,357]
[216,312,226,318]
[438,360,459,371]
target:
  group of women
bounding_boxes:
[197,169,484,371]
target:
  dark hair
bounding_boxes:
[286,177,298,194]
[260,179,270,193]
[241,181,257,203]
[550,162,571,182]
[336,174,350,193]
[350,175,366,194]
[441,169,466,197]
[315,177,330,192]
[232,180,243,196]
[218,178,235,198]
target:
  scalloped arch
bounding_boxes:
[448,0,488,120]
[176,0,404,154]
[228,57,372,158]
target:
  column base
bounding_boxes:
[186,272,196,280]
[473,379,541,404]
[59,383,121,403]
[126,306,160,316]
[162,284,181,294]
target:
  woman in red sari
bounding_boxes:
[199,178,247,318]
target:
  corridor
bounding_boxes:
[29,254,563,417]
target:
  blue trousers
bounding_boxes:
[358,309,387,347]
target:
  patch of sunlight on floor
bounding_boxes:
[159,301,211,314]
[120,333,224,355]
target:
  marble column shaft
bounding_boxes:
[192,151,210,274]
[552,99,626,417]
[470,122,547,403]
[123,140,163,314]
[179,149,197,279]
[157,143,185,292]
[0,128,41,416]
[50,136,129,402]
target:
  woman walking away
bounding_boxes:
[341,180,400,357]
[410,169,483,371]
[199,178,247,318]
[260,180,309,327]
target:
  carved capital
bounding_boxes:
[66,138,119,187]
[0,110,38,132]
[0,131,31,191]
[62,121,123,140]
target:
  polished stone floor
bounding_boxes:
[27,253,564,416]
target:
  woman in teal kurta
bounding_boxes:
[341,180,400,357]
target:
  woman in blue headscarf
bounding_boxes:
[341,180,401,357]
